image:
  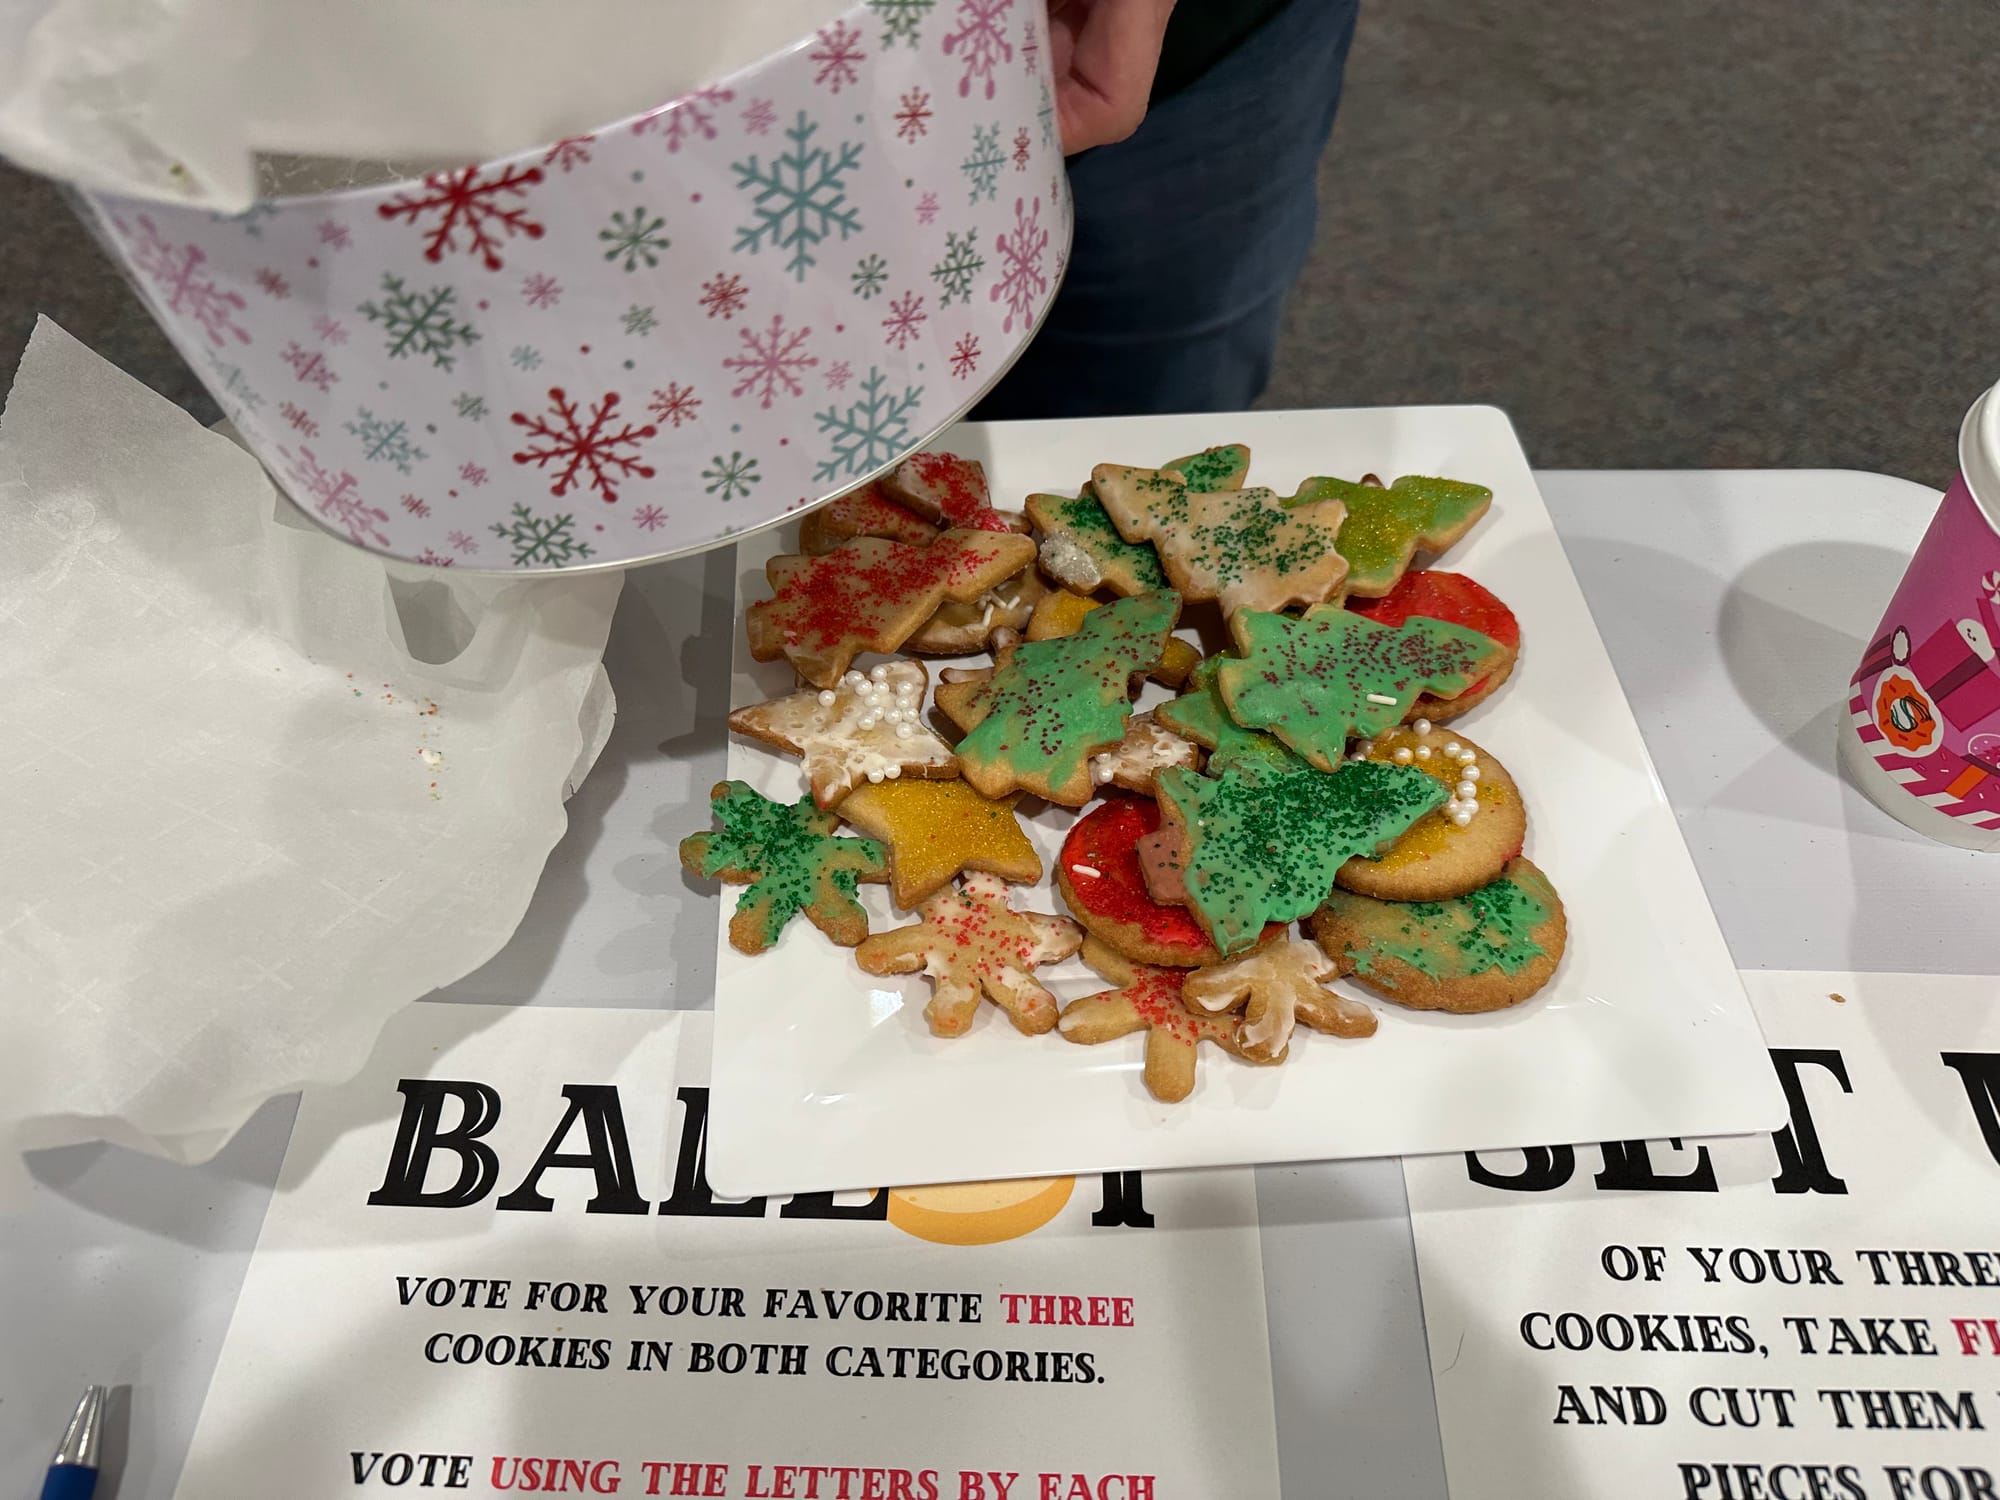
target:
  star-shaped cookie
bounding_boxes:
[1184,937,1377,1062]
[745,529,1037,688]
[1059,937,1270,1102]
[1288,473,1492,597]
[855,871,1084,1037]
[1090,464,1350,616]
[679,780,887,955]
[1216,606,1507,771]
[835,777,1042,907]
[727,661,958,810]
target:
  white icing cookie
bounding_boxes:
[1183,938,1376,1062]
[726,661,958,810]
[1089,711,1199,794]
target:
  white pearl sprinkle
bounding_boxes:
[858,713,878,730]
[885,764,902,779]
[1094,762,1113,782]
[1456,780,1477,800]
[1350,752,1367,763]
[1444,740,1461,756]
[1413,718,1433,736]
[870,664,890,682]
[818,689,836,707]
[1463,764,1481,782]
[1357,740,1375,757]
[1451,808,1474,828]
[895,723,912,739]
[1462,798,1480,816]
[867,767,885,783]
[1393,747,1413,764]
[1415,745,1432,761]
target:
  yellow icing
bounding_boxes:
[1362,729,1509,870]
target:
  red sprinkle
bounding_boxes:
[903,451,1012,531]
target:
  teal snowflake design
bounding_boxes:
[205,355,264,413]
[1037,76,1057,149]
[813,368,922,482]
[929,229,983,306]
[960,121,1004,204]
[209,201,278,238]
[622,304,658,336]
[453,393,488,420]
[732,111,864,282]
[600,206,670,271]
[346,408,427,474]
[491,502,595,566]
[851,253,889,299]
[703,451,761,500]
[868,0,934,45]
[358,273,480,372]
[510,345,543,371]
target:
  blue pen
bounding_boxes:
[41,1386,104,1500]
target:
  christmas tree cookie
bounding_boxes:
[1025,586,1199,686]
[884,451,1024,532]
[746,529,1036,687]
[1309,857,1567,1013]
[1153,756,1446,956]
[679,781,887,955]
[1059,937,1273,1102]
[799,479,939,554]
[1290,474,1492,598]
[1026,488,1170,597]
[1090,464,1351,616]
[1217,606,1507,772]
[1348,569,1521,721]
[855,872,1084,1037]
[938,591,1182,805]
[1154,655,1295,773]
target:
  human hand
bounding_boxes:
[1047,0,1178,154]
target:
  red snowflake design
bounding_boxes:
[281,341,338,392]
[990,195,1049,334]
[522,272,563,309]
[255,268,291,299]
[317,219,352,250]
[282,445,388,546]
[542,134,596,172]
[950,333,981,379]
[312,314,348,344]
[279,401,319,437]
[825,361,854,391]
[448,529,480,554]
[698,272,749,320]
[941,0,1015,100]
[741,97,778,135]
[648,382,702,428]
[1021,15,1039,73]
[1013,127,1031,170]
[510,387,658,504]
[632,504,668,532]
[116,214,249,348]
[895,88,934,142]
[723,314,817,408]
[458,462,489,487]
[402,494,431,517]
[915,191,940,225]
[811,20,866,92]
[635,86,736,152]
[880,290,927,350]
[377,163,546,271]
[415,548,455,567]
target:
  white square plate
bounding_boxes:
[705,408,1786,1196]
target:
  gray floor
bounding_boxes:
[4,0,1996,487]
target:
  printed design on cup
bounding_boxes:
[78,0,1068,571]
[1848,477,2000,829]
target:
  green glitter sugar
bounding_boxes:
[1333,867,1554,980]
[680,780,885,948]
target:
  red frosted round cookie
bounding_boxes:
[1349,570,1520,721]
[1055,797,1280,968]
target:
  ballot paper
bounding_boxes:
[1405,971,2000,1500]
[0,320,620,1190]
[171,1004,1281,1500]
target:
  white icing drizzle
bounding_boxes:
[760,660,953,798]
[1088,712,1199,789]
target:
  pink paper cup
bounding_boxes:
[1841,381,2000,850]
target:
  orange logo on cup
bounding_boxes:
[1875,672,1940,755]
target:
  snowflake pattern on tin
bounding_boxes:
[732,112,864,281]
[511,388,658,504]
[78,1,1070,569]
[941,0,1015,100]
[725,314,818,408]
[811,21,867,93]
[377,163,545,271]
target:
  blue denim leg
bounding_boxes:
[972,0,1360,421]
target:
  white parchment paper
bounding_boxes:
[0,319,622,1194]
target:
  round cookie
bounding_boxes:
[1309,857,1567,1014]
[1349,570,1520,723]
[1055,797,1280,968]
[1335,721,1525,901]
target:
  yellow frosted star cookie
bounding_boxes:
[835,777,1042,908]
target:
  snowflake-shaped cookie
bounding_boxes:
[855,871,1083,1037]
[679,781,886,954]
[1059,938,1268,1102]
[1184,938,1377,1063]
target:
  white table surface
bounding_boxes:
[6,469,1989,1500]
